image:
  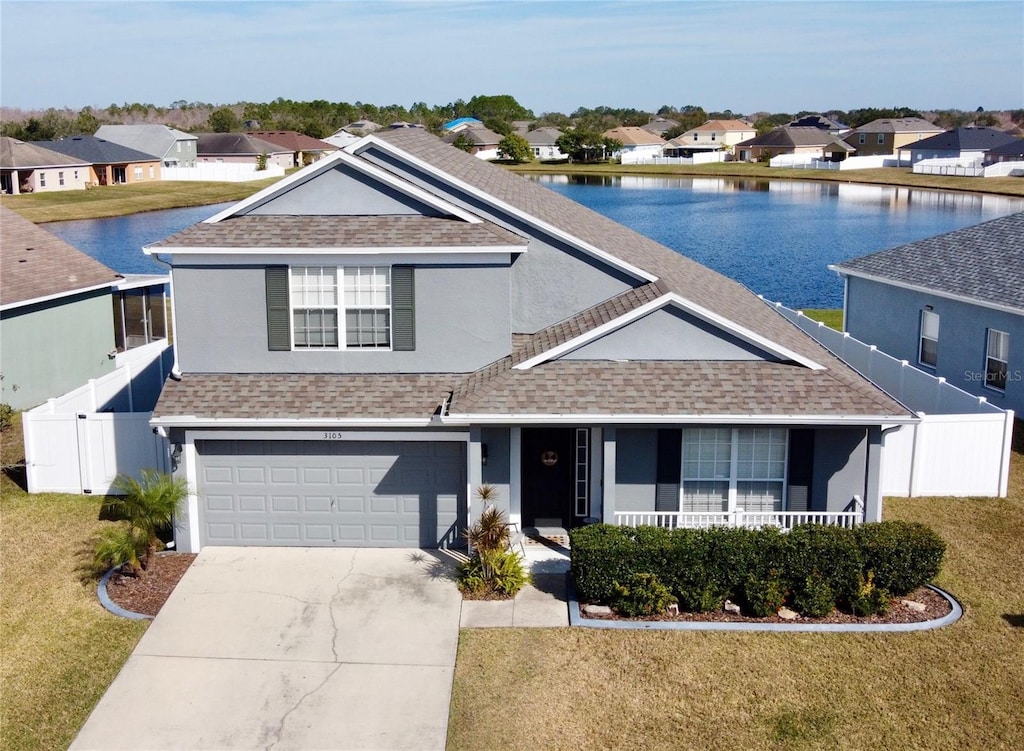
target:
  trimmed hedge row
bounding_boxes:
[570,521,945,617]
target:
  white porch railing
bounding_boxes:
[614,510,863,531]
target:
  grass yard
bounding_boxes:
[0,414,147,751]
[448,429,1024,751]
[800,309,844,331]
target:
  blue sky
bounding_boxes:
[2,1,1021,115]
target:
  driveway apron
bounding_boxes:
[71,547,462,751]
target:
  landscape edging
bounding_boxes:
[568,582,962,632]
[97,566,154,621]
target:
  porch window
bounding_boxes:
[681,428,788,514]
[985,329,1009,391]
[919,309,939,366]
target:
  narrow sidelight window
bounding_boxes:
[919,309,939,367]
[986,329,1009,391]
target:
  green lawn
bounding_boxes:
[800,309,844,331]
[448,429,1024,751]
[0,415,148,751]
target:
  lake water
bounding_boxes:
[44,178,1023,308]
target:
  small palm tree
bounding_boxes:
[96,470,188,576]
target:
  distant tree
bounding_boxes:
[534,111,572,130]
[556,130,620,162]
[484,118,513,137]
[74,106,101,135]
[208,107,241,132]
[498,133,533,163]
[465,94,533,122]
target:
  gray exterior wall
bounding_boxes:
[359,145,636,333]
[479,426,511,521]
[614,428,658,511]
[845,275,1024,414]
[171,262,511,373]
[561,307,777,361]
[0,291,115,409]
[812,428,868,513]
[243,164,440,216]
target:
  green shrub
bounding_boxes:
[855,520,946,596]
[458,548,529,598]
[784,524,862,604]
[744,569,786,617]
[611,572,676,617]
[0,403,14,432]
[850,572,890,617]
[570,524,670,603]
[792,570,835,618]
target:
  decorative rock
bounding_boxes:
[582,604,613,616]
[724,600,742,615]
[901,599,927,613]
[777,607,800,621]
[666,603,679,616]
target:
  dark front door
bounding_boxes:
[521,427,574,530]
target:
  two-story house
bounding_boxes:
[842,117,944,157]
[664,119,756,157]
[95,124,198,169]
[148,129,912,553]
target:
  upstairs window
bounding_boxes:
[877,134,885,144]
[986,329,1009,391]
[919,309,939,367]
[858,134,866,144]
[343,266,391,348]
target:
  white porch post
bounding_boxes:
[509,427,522,527]
[864,425,884,523]
[602,427,616,524]
[468,426,484,526]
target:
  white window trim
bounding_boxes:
[679,428,789,514]
[919,309,939,368]
[985,328,1009,392]
[289,265,393,351]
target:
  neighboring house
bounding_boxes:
[831,213,1024,416]
[95,124,198,168]
[640,117,679,137]
[442,125,502,160]
[734,127,855,162]
[665,119,756,156]
[602,127,665,159]
[0,136,90,194]
[443,117,483,133]
[786,115,851,136]
[842,117,945,157]
[0,207,122,408]
[195,133,293,168]
[982,138,1024,166]
[323,121,383,148]
[146,129,912,553]
[900,126,1019,163]
[36,135,161,186]
[524,127,566,161]
[247,131,338,167]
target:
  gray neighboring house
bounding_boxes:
[147,129,913,553]
[195,133,293,168]
[831,213,1024,416]
[734,127,856,162]
[95,124,198,168]
[901,126,1020,163]
[524,127,566,161]
[0,207,122,408]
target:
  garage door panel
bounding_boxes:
[196,440,466,548]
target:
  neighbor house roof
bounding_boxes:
[35,135,160,164]
[984,138,1024,159]
[443,117,483,131]
[690,119,755,133]
[850,117,943,134]
[524,127,563,146]
[149,215,528,250]
[246,131,337,153]
[831,212,1024,314]
[787,115,850,131]
[196,133,292,156]
[905,126,1019,152]
[640,117,678,135]
[94,124,196,160]
[342,120,381,134]
[442,126,502,147]
[736,127,855,151]
[0,136,90,169]
[602,127,665,146]
[0,206,121,310]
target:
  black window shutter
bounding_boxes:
[265,266,290,351]
[391,266,415,351]
[655,429,682,512]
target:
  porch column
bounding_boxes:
[509,427,522,527]
[602,427,616,524]
[864,425,884,523]
[468,426,484,526]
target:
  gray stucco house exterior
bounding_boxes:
[832,213,1023,417]
[148,129,913,553]
[95,124,198,168]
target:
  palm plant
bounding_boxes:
[94,469,188,577]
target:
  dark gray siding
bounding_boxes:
[561,307,779,361]
[812,428,868,513]
[171,263,511,373]
[845,276,1024,414]
[614,428,658,511]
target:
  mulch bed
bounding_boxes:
[104,553,197,617]
[581,586,951,624]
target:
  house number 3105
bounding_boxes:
[322,432,345,440]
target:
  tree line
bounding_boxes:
[2,94,1021,143]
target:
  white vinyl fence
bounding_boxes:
[621,151,728,166]
[771,154,901,171]
[162,163,285,182]
[911,157,985,177]
[772,303,1015,498]
[24,342,174,495]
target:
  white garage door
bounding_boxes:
[196,439,466,548]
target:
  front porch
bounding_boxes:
[613,508,863,531]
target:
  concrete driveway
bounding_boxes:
[71,547,463,751]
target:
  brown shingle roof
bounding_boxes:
[149,215,527,249]
[0,136,90,169]
[0,207,121,308]
[247,131,338,152]
[602,127,665,146]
